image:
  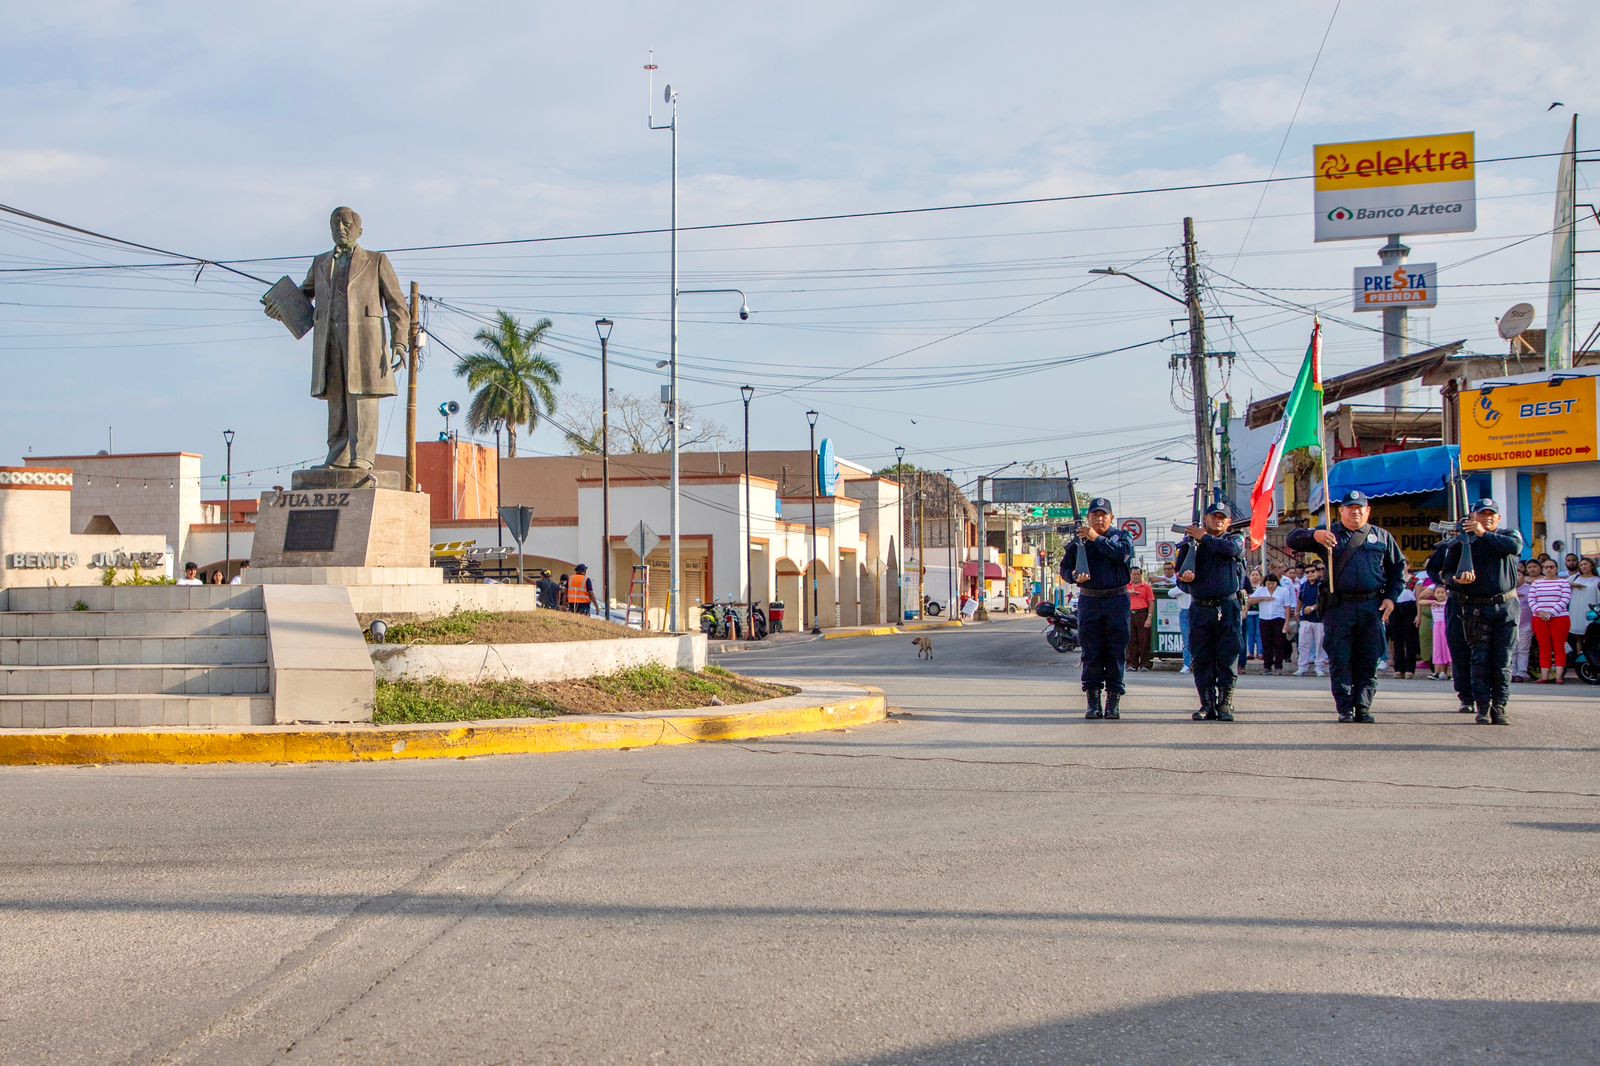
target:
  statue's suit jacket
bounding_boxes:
[299,246,409,399]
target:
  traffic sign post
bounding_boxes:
[1156,541,1178,562]
[1120,517,1147,547]
[625,520,662,563]
[499,505,534,585]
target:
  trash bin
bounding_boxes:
[768,600,786,633]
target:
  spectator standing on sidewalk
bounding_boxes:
[1126,567,1155,671]
[1388,574,1420,679]
[1528,559,1573,684]
[1255,574,1290,674]
[1294,562,1328,676]
[1513,560,1539,681]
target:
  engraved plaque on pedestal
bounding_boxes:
[283,509,340,552]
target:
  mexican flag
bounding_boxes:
[1248,321,1324,550]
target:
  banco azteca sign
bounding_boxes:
[1313,132,1477,242]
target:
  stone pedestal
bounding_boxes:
[291,466,403,491]
[251,484,429,570]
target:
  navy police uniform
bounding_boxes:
[1434,499,1523,724]
[1178,504,1247,722]
[1424,539,1474,713]
[1060,498,1135,720]
[1286,491,1405,722]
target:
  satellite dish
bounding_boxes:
[1498,303,1536,340]
[664,84,673,103]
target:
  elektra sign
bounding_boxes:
[1314,132,1476,242]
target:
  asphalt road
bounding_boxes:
[3,616,1598,1064]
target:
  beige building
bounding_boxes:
[0,467,171,587]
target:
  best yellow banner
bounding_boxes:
[1460,376,1599,470]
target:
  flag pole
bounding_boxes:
[1315,317,1334,587]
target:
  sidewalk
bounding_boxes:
[0,681,886,766]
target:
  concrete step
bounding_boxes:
[0,635,268,667]
[0,609,266,638]
[5,586,265,613]
[0,664,270,697]
[0,694,273,729]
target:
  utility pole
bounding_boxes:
[1182,217,1214,520]
[405,281,421,492]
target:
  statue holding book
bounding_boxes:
[262,207,410,474]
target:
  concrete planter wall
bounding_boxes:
[370,633,707,684]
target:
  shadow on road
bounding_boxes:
[4,897,1597,939]
[847,992,1600,1065]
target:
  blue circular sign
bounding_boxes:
[817,438,838,495]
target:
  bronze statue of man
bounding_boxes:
[264,207,409,470]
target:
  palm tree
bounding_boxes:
[453,310,561,457]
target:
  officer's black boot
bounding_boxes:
[1474,703,1490,724]
[1191,689,1215,721]
[1084,688,1104,720]
[1458,700,1475,714]
[1214,689,1235,722]
[1103,692,1121,720]
[1490,704,1508,726]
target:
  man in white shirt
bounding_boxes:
[229,562,250,586]
[177,562,202,586]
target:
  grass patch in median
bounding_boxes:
[369,610,646,645]
[373,663,796,724]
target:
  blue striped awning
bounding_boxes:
[1310,445,1458,509]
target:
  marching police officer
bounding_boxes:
[1178,503,1247,722]
[1435,499,1524,724]
[1286,490,1405,723]
[1424,536,1476,716]
[1060,498,1136,720]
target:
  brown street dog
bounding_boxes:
[912,636,934,660]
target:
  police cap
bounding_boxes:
[1471,497,1500,514]
[1204,502,1231,517]
[1086,497,1113,514]
[1337,489,1371,507]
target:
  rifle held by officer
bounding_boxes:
[1427,469,1475,583]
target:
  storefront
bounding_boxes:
[1315,445,1490,570]
[1459,369,1600,560]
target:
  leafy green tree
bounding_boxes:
[452,311,562,457]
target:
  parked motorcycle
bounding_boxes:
[1035,601,1080,653]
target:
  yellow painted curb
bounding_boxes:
[0,686,886,767]
[822,626,901,640]
[904,619,964,630]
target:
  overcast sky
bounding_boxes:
[1,1,1591,528]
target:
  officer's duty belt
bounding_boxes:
[1192,595,1237,607]
[1459,590,1516,605]
[1327,589,1384,603]
[1078,585,1129,598]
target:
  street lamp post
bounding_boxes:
[974,460,1017,620]
[596,318,614,619]
[740,385,755,639]
[894,445,905,623]
[492,420,504,547]
[222,429,235,577]
[945,468,955,611]
[648,65,755,630]
[807,409,821,634]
